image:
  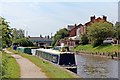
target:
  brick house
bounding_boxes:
[84,15,113,33]
[56,15,113,47]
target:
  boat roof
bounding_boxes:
[36,48,72,55]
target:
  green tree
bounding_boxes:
[52,28,69,46]
[14,38,34,47]
[12,28,25,40]
[0,17,13,48]
[80,34,89,45]
[87,22,115,47]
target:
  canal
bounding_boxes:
[75,54,118,78]
[32,49,118,78]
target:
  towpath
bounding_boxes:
[3,49,48,78]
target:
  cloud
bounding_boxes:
[1,2,118,36]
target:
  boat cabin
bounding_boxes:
[35,46,77,73]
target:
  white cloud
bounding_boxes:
[1,2,118,36]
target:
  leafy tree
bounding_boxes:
[14,38,34,47]
[52,28,69,46]
[80,34,89,45]
[0,17,13,48]
[87,22,115,47]
[12,28,25,40]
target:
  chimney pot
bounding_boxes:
[90,15,95,22]
[103,15,107,21]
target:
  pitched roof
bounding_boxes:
[29,37,53,42]
[85,16,112,26]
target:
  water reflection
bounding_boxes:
[75,54,118,78]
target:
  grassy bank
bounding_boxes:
[2,51,20,79]
[73,44,119,53]
[7,48,79,78]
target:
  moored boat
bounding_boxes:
[35,45,77,73]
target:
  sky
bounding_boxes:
[0,0,119,37]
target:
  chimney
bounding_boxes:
[103,15,107,21]
[75,24,77,26]
[90,15,95,22]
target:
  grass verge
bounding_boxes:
[7,48,78,78]
[2,51,20,79]
[74,44,119,53]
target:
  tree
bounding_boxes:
[0,17,13,48]
[80,34,89,45]
[52,28,69,46]
[12,28,25,40]
[14,38,34,47]
[87,22,115,47]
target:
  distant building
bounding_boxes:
[85,15,106,26]
[56,38,79,47]
[69,24,84,40]
[69,24,78,37]
[57,24,83,47]
[57,15,113,47]
[67,25,75,31]
[29,37,53,47]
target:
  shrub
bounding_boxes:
[80,34,89,45]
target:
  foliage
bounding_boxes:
[8,48,79,78]
[52,28,69,46]
[80,34,89,45]
[87,22,115,47]
[12,28,25,39]
[0,17,13,48]
[14,38,34,47]
[2,51,20,79]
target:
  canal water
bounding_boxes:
[31,49,118,78]
[75,54,118,78]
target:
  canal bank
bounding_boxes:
[7,48,80,78]
[73,44,119,60]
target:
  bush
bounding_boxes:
[14,38,34,47]
[92,39,103,47]
[80,34,89,45]
[2,51,20,78]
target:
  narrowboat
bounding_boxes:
[17,47,32,55]
[35,46,77,73]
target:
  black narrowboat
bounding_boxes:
[35,46,77,73]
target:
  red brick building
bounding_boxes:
[84,15,112,33]
[56,15,113,47]
[69,24,84,37]
[85,15,107,26]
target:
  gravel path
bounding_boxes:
[4,49,48,78]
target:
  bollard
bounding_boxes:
[111,54,114,59]
[103,52,104,55]
[115,52,117,57]
[96,52,97,55]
